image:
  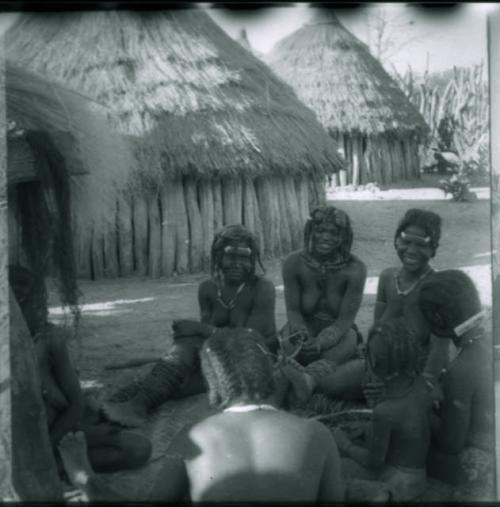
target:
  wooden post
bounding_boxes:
[173,179,189,274]
[255,177,281,257]
[0,40,19,500]
[184,178,203,273]
[281,177,302,250]
[199,179,214,271]
[103,210,119,278]
[132,195,148,277]
[276,177,292,254]
[90,224,104,280]
[243,176,264,254]
[212,179,223,234]
[117,194,134,277]
[160,183,176,277]
[73,213,92,279]
[10,291,63,501]
[147,193,162,278]
[222,177,242,226]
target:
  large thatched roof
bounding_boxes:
[266,9,428,137]
[6,9,345,184]
[6,62,132,223]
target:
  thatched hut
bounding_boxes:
[6,9,345,280]
[266,9,429,187]
[5,61,133,500]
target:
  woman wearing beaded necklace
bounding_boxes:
[279,206,367,399]
[102,225,277,428]
[418,270,495,501]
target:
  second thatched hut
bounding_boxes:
[266,9,429,187]
[7,9,345,280]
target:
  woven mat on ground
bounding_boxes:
[96,393,213,501]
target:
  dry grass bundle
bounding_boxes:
[266,9,428,138]
[6,62,133,230]
[6,9,345,189]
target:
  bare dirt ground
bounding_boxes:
[47,184,495,500]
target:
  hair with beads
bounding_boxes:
[200,329,275,409]
[304,205,353,261]
[418,269,481,335]
[367,318,419,380]
[210,224,264,279]
[394,208,442,256]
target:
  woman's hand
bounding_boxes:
[298,338,321,363]
[317,326,341,351]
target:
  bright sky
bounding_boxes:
[205,3,491,75]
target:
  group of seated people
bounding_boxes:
[10,205,495,502]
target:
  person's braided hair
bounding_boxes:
[367,318,419,380]
[210,224,264,279]
[304,206,353,261]
[200,329,275,409]
[394,209,442,257]
[418,269,481,335]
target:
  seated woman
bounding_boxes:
[57,330,345,503]
[332,319,431,502]
[418,270,495,500]
[281,208,448,406]
[103,224,277,427]
[280,206,367,396]
[9,265,152,475]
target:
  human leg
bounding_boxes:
[58,432,126,501]
[321,328,359,366]
[315,358,366,400]
[102,337,203,427]
[82,424,152,473]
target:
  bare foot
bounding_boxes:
[58,432,94,489]
[101,399,147,428]
[280,358,315,403]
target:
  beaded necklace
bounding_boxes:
[216,280,246,311]
[394,266,433,296]
[224,404,278,413]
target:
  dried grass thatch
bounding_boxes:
[6,62,133,227]
[6,9,345,188]
[266,9,428,137]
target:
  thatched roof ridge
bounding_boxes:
[265,9,429,137]
[6,9,346,183]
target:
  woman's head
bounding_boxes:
[366,318,419,381]
[304,206,353,262]
[394,209,442,271]
[200,330,275,410]
[418,269,482,339]
[211,225,263,283]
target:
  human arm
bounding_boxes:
[282,254,310,336]
[334,407,391,469]
[374,269,390,323]
[316,423,346,502]
[432,363,473,454]
[47,331,85,448]
[317,260,367,351]
[149,456,189,502]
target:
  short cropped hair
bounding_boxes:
[418,269,481,335]
[394,209,442,256]
[200,329,275,410]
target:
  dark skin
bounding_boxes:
[282,222,366,363]
[333,339,432,472]
[173,248,276,350]
[374,224,450,399]
[58,407,345,502]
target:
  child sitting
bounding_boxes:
[332,318,432,502]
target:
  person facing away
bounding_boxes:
[57,329,345,503]
[102,224,277,428]
[279,206,366,397]
[8,265,152,475]
[332,318,432,502]
[418,270,495,500]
